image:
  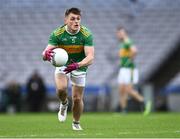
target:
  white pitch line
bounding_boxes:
[118,130,180,135]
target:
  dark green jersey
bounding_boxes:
[119,39,135,68]
[48,25,94,72]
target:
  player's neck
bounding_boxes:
[65,25,80,35]
[123,36,129,42]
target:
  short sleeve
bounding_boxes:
[84,34,94,46]
[48,32,59,46]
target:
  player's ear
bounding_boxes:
[64,18,67,24]
[64,16,68,24]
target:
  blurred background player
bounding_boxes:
[3,80,22,113]
[26,70,47,112]
[42,8,94,130]
[116,27,151,115]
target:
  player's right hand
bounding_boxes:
[42,48,54,61]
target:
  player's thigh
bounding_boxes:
[119,84,126,94]
[55,74,68,89]
[125,84,134,93]
[120,85,128,98]
[55,67,68,90]
[72,85,84,100]
[70,73,86,87]
[70,72,86,99]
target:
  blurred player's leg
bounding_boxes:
[119,84,128,113]
[71,85,84,130]
[127,84,151,115]
[127,84,144,102]
[55,73,69,122]
[143,100,152,116]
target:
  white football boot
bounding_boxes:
[72,121,83,131]
[143,100,152,116]
[58,101,68,122]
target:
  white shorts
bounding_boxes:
[118,68,139,84]
[55,66,86,87]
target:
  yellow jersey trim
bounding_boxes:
[59,45,84,54]
[80,26,90,37]
[119,49,132,57]
[54,26,66,36]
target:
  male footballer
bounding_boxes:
[42,8,94,130]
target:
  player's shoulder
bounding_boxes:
[128,38,133,43]
[53,25,66,36]
[80,25,92,37]
[124,38,133,45]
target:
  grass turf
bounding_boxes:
[0,112,180,138]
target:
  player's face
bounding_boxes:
[117,29,126,41]
[65,13,81,33]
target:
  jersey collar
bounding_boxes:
[65,25,80,35]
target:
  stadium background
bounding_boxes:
[0,0,180,113]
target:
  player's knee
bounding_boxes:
[72,96,82,103]
[120,87,126,94]
[56,88,67,96]
[57,87,67,93]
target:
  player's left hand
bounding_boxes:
[64,62,79,74]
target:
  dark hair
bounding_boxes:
[117,26,125,31]
[65,7,81,17]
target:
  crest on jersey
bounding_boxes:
[70,36,77,43]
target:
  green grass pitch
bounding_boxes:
[0,112,180,138]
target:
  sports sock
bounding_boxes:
[121,107,127,113]
[73,121,80,124]
[62,100,68,105]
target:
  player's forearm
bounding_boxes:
[78,54,94,67]
[130,51,137,59]
[130,46,137,59]
[43,45,56,52]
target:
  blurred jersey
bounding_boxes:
[119,39,135,69]
[48,25,94,72]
